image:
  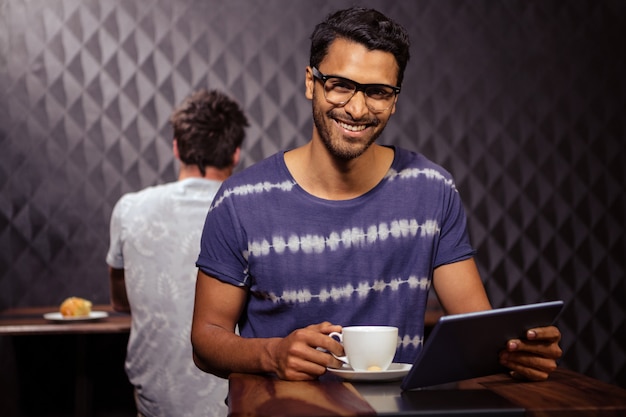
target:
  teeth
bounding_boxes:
[338,121,366,132]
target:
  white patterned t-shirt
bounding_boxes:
[107,178,226,417]
[197,146,474,364]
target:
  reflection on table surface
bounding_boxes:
[228,368,626,417]
[0,304,130,335]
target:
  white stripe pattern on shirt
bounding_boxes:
[265,275,430,304]
[211,166,457,212]
[210,180,295,211]
[248,219,441,257]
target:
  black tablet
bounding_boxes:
[401,300,564,390]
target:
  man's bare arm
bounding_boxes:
[191,270,344,380]
[108,266,130,313]
[432,258,492,315]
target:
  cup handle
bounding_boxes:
[328,332,348,364]
[328,331,343,342]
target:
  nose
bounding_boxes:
[343,90,370,119]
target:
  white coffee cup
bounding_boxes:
[329,326,398,372]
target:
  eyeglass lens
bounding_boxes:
[323,78,396,112]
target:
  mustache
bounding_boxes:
[328,109,380,126]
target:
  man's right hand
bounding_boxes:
[268,322,345,380]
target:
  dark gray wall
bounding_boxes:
[1,0,624,387]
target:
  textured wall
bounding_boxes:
[0,0,624,387]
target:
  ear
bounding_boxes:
[173,139,180,159]
[232,147,241,167]
[305,66,314,100]
[389,95,398,115]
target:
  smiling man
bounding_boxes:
[191,7,562,383]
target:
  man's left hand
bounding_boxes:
[499,325,562,381]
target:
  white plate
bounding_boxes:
[43,311,109,322]
[326,363,412,381]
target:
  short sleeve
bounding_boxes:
[106,197,126,269]
[196,187,250,287]
[433,182,475,268]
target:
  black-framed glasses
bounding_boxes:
[311,66,400,113]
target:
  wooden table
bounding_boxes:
[0,305,131,417]
[0,304,131,335]
[228,368,626,416]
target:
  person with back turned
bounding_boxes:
[107,88,248,416]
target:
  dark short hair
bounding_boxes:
[310,7,410,87]
[169,89,249,175]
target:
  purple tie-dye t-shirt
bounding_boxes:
[197,146,474,363]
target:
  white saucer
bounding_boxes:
[43,311,109,322]
[326,363,412,381]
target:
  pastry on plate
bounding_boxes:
[60,297,93,317]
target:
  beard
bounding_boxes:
[312,100,384,161]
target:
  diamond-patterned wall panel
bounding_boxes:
[0,0,624,387]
